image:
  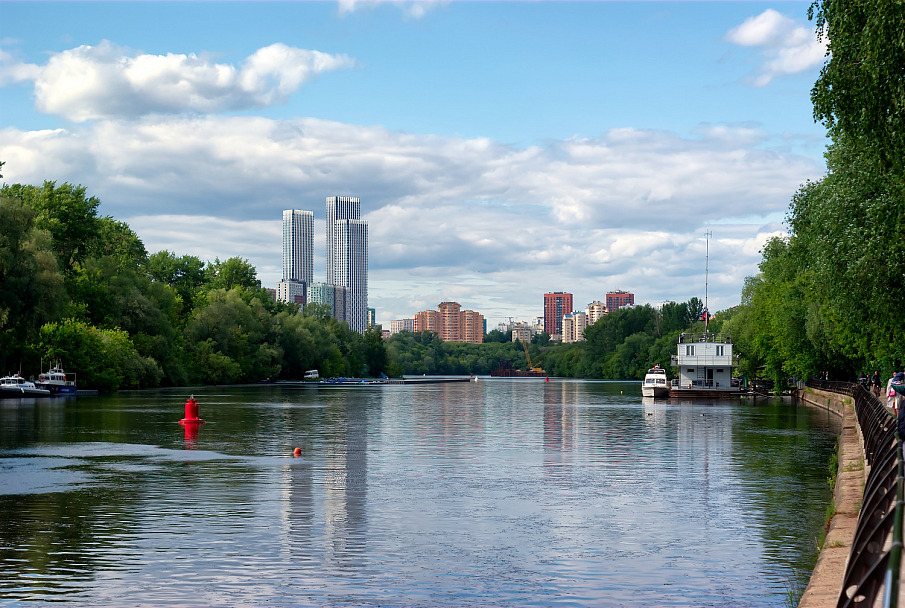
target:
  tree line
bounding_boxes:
[0,177,388,391]
[725,1,905,388]
[385,298,716,380]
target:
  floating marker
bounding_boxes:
[293,447,302,457]
[179,395,205,425]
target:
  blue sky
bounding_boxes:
[0,1,829,327]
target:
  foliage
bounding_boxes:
[0,180,389,391]
[386,299,710,380]
[733,1,905,387]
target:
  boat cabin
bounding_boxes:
[672,332,735,390]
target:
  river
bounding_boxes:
[0,379,840,606]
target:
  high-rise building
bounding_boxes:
[414,302,483,343]
[367,308,376,329]
[282,209,314,284]
[438,302,462,342]
[325,196,361,284]
[562,311,588,343]
[390,318,415,335]
[278,209,314,304]
[543,292,573,338]
[586,301,607,325]
[606,290,635,311]
[414,309,440,333]
[462,309,484,344]
[333,218,368,333]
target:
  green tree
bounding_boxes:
[810,0,905,173]
[0,197,65,370]
[206,257,261,291]
[1,182,101,274]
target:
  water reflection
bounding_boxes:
[0,382,839,606]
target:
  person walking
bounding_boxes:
[872,370,882,397]
[888,372,901,415]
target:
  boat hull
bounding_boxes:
[641,386,669,398]
[0,386,51,397]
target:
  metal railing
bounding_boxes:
[807,380,904,608]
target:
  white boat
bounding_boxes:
[641,366,669,398]
[35,365,78,396]
[0,374,51,397]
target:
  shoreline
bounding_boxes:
[797,387,865,607]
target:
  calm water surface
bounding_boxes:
[0,379,840,606]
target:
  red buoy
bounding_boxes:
[179,396,205,425]
[293,447,302,457]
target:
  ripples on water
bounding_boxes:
[0,380,840,606]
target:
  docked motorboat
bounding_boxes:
[641,366,669,398]
[0,374,51,397]
[35,365,78,396]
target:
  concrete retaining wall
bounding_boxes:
[797,388,867,608]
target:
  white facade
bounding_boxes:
[675,336,735,389]
[279,209,313,304]
[586,301,607,325]
[282,209,313,284]
[511,325,533,343]
[562,311,588,343]
[390,319,414,335]
[276,279,306,305]
[333,218,368,334]
[325,196,361,285]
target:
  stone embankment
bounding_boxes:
[797,387,868,607]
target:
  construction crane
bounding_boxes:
[520,339,544,374]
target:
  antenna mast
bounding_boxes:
[704,230,711,332]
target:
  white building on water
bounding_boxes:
[673,332,736,391]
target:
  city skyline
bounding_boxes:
[0,2,830,328]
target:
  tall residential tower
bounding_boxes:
[327,196,368,334]
[278,209,314,304]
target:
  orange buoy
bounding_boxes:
[293,447,302,457]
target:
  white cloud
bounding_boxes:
[0,116,822,326]
[725,9,827,86]
[0,48,40,85]
[12,41,354,121]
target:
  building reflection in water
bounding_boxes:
[280,393,369,573]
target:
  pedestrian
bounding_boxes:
[872,370,882,397]
[888,372,901,415]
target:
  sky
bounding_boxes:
[0,1,830,329]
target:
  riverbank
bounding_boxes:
[797,387,866,607]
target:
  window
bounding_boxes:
[716,345,724,356]
[686,345,695,356]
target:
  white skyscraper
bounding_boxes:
[278,209,314,304]
[332,218,368,334]
[325,196,361,285]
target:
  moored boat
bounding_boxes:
[641,365,669,398]
[0,374,51,397]
[35,365,78,396]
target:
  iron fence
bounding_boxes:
[808,380,903,608]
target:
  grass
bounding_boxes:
[784,569,805,608]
